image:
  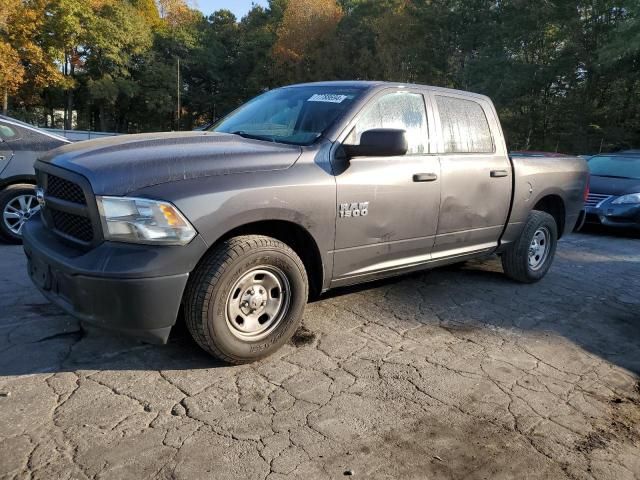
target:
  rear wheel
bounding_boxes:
[184,235,308,364]
[501,210,558,283]
[0,184,39,244]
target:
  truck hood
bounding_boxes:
[590,175,640,196]
[39,131,302,195]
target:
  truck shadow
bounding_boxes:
[578,223,640,239]
[0,238,638,376]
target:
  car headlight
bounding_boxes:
[611,193,640,205]
[96,196,196,245]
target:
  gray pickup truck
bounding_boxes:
[22,81,588,363]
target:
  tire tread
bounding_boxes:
[183,234,307,364]
[501,210,558,283]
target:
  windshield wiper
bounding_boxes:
[230,131,276,143]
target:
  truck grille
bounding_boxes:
[37,168,99,246]
[49,210,94,242]
[46,175,87,205]
[584,193,611,208]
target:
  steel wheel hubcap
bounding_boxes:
[226,266,290,341]
[528,226,550,270]
[3,194,40,236]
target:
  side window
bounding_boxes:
[436,96,494,154]
[0,124,18,141]
[347,92,429,154]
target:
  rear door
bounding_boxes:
[0,123,16,175]
[331,89,441,282]
[429,93,512,257]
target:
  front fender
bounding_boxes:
[132,160,337,289]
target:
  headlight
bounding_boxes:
[611,193,640,205]
[96,196,196,245]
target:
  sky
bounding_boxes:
[194,0,269,19]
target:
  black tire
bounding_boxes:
[0,184,37,244]
[501,210,558,283]
[183,235,308,364]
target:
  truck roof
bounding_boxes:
[284,81,492,102]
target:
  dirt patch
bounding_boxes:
[576,391,640,454]
[36,330,83,343]
[319,412,569,479]
[24,303,66,317]
[575,431,610,453]
[290,325,316,347]
[610,389,640,443]
[440,323,479,335]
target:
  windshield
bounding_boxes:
[588,155,640,180]
[211,86,366,146]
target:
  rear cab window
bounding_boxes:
[435,95,494,154]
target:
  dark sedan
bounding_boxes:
[584,152,640,229]
[0,115,71,242]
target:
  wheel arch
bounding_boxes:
[533,194,566,238]
[201,219,325,299]
[0,175,37,190]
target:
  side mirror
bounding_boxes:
[342,128,408,158]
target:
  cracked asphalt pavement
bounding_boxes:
[0,229,639,479]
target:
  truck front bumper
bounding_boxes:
[22,216,208,344]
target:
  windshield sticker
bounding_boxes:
[308,94,349,104]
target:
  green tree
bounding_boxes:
[83,0,154,131]
[45,0,94,128]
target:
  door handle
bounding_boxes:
[413,173,438,182]
[0,156,5,161]
[490,170,509,178]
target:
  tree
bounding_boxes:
[45,0,94,128]
[0,0,25,114]
[273,0,343,82]
[3,0,640,153]
[2,0,68,119]
[1,0,22,114]
[83,0,154,131]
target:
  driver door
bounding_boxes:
[331,89,441,284]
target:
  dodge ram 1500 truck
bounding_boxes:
[22,81,589,364]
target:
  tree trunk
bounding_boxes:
[65,56,75,130]
[65,89,74,130]
[2,89,7,115]
[63,54,68,128]
[99,104,107,132]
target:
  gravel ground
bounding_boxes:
[0,229,638,480]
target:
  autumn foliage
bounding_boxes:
[1,0,640,153]
[273,0,343,63]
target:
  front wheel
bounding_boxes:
[0,184,39,244]
[501,210,558,283]
[183,235,308,364]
